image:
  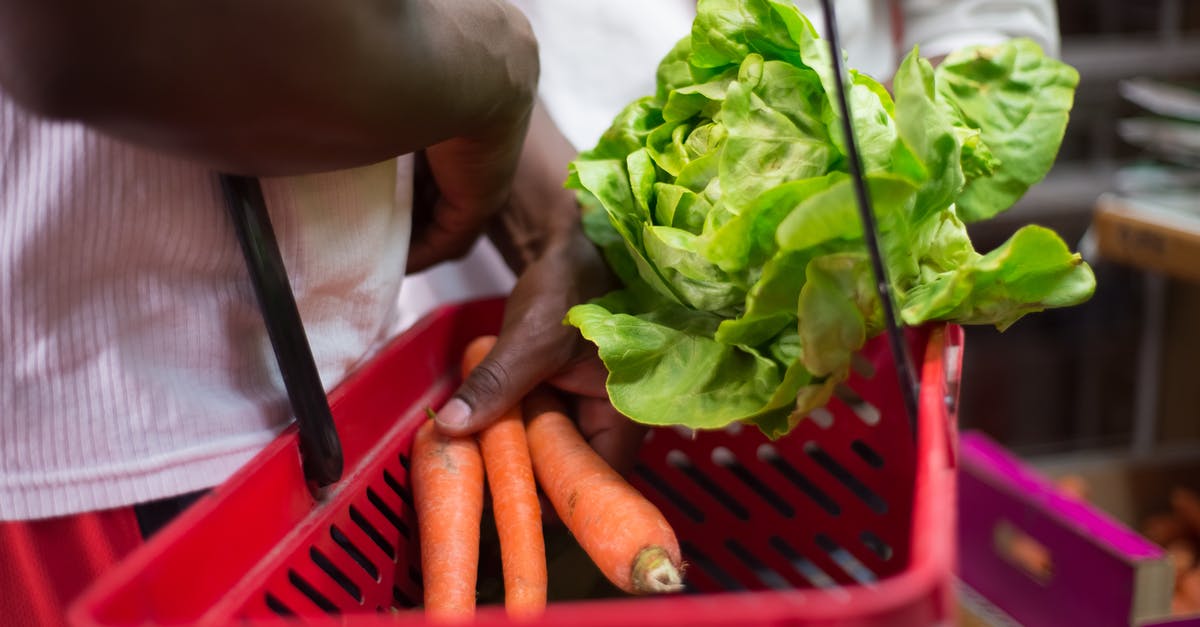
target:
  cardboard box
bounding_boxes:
[1093,194,1200,284]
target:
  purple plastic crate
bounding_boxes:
[957,432,1187,626]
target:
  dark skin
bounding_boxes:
[0,0,643,471]
[429,101,647,474]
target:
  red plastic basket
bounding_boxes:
[70,297,962,627]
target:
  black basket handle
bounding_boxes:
[220,174,344,491]
[819,0,920,438]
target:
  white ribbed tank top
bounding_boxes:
[0,91,414,520]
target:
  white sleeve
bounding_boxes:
[901,0,1061,59]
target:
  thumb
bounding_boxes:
[433,334,562,436]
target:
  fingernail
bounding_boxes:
[435,398,472,431]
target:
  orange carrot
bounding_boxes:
[462,336,546,618]
[1173,592,1196,616]
[1172,488,1200,536]
[1167,540,1196,580]
[1179,569,1200,610]
[1055,475,1089,501]
[411,419,484,622]
[1143,513,1189,546]
[523,389,683,595]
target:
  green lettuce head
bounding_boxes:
[566,0,1094,438]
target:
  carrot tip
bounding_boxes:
[632,546,685,594]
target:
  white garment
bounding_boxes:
[396,0,1060,326]
[0,93,413,519]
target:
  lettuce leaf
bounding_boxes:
[567,299,782,429]
[934,38,1080,222]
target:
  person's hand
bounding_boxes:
[432,229,647,474]
[428,101,646,473]
[553,369,649,477]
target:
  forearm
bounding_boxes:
[487,100,583,273]
[0,0,538,176]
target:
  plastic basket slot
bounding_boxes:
[807,407,835,429]
[255,572,321,619]
[850,353,877,379]
[286,569,340,613]
[392,584,417,609]
[314,506,397,609]
[666,449,750,521]
[850,440,884,469]
[804,442,887,514]
[756,443,841,516]
[833,384,881,426]
[842,524,899,576]
[309,546,364,603]
[710,446,795,518]
[330,525,380,581]
[670,425,696,439]
[814,534,876,584]
[807,398,915,563]
[397,451,411,472]
[728,530,837,591]
[858,530,893,562]
[347,505,395,561]
[632,463,705,523]
[324,504,399,596]
[263,593,295,617]
[679,540,745,592]
[768,536,839,589]
[407,564,423,591]
[722,538,792,590]
[808,398,881,457]
[365,487,409,542]
[383,467,415,512]
[688,533,776,592]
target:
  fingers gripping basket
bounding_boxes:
[70,297,963,627]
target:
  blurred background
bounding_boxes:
[959,0,1200,455]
